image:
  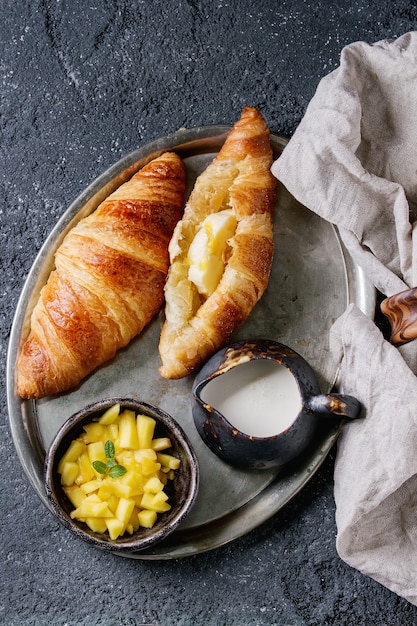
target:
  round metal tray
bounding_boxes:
[7,126,376,559]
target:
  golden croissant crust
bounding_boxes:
[158,106,277,379]
[16,151,186,399]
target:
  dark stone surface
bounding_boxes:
[2,1,417,624]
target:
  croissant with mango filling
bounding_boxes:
[16,151,186,399]
[158,106,277,379]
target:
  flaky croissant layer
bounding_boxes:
[158,106,277,379]
[16,151,186,399]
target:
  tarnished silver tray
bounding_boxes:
[7,126,376,559]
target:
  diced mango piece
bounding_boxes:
[140,458,161,476]
[157,452,181,470]
[96,483,112,501]
[58,439,86,473]
[128,506,141,532]
[60,461,79,486]
[138,509,157,528]
[150,490,169,504]
[104,480,134,499]
[106,517,125,540]
[117,450,134,467]
[71,499,113,519]
[107,494,119,515]
[119,410,139,449]
[151,437,172,451]
[63,485,86,508]
[133,494,144,507]
[153,501,171,513]
[84,493,101,503]
[121,469,144,495]
[85,517,108,534]
[144,476,164,494]
[140,492,171,513]
[88,441,106,464]
[75,451,95,484]
[157,470,168,485]
[115,498,136,525]
[83,422,105,443]
[106,423,119,442]
[134,448,157,463]
[137,414,156,450]
[98,403,120,425]
[80,479,103,494]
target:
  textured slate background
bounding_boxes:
[2,1,417,625]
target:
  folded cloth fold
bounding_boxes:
[330,304,417,604]
[271,31,417,604]
[272,31,417,297]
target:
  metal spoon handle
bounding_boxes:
[380,287,417,345]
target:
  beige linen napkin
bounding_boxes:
[271,31,417,604]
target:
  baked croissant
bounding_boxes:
[158,106,277,379]
[16,151,186,399]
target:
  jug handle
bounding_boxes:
[306,394,361,420]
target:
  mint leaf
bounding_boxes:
[92,460,107,475]
[91,440,126,479]
[109,465,127,479]
[104,440,115,459]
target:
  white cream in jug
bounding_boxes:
[201,359,301,438]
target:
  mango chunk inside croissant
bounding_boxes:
[187,209,237,297]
